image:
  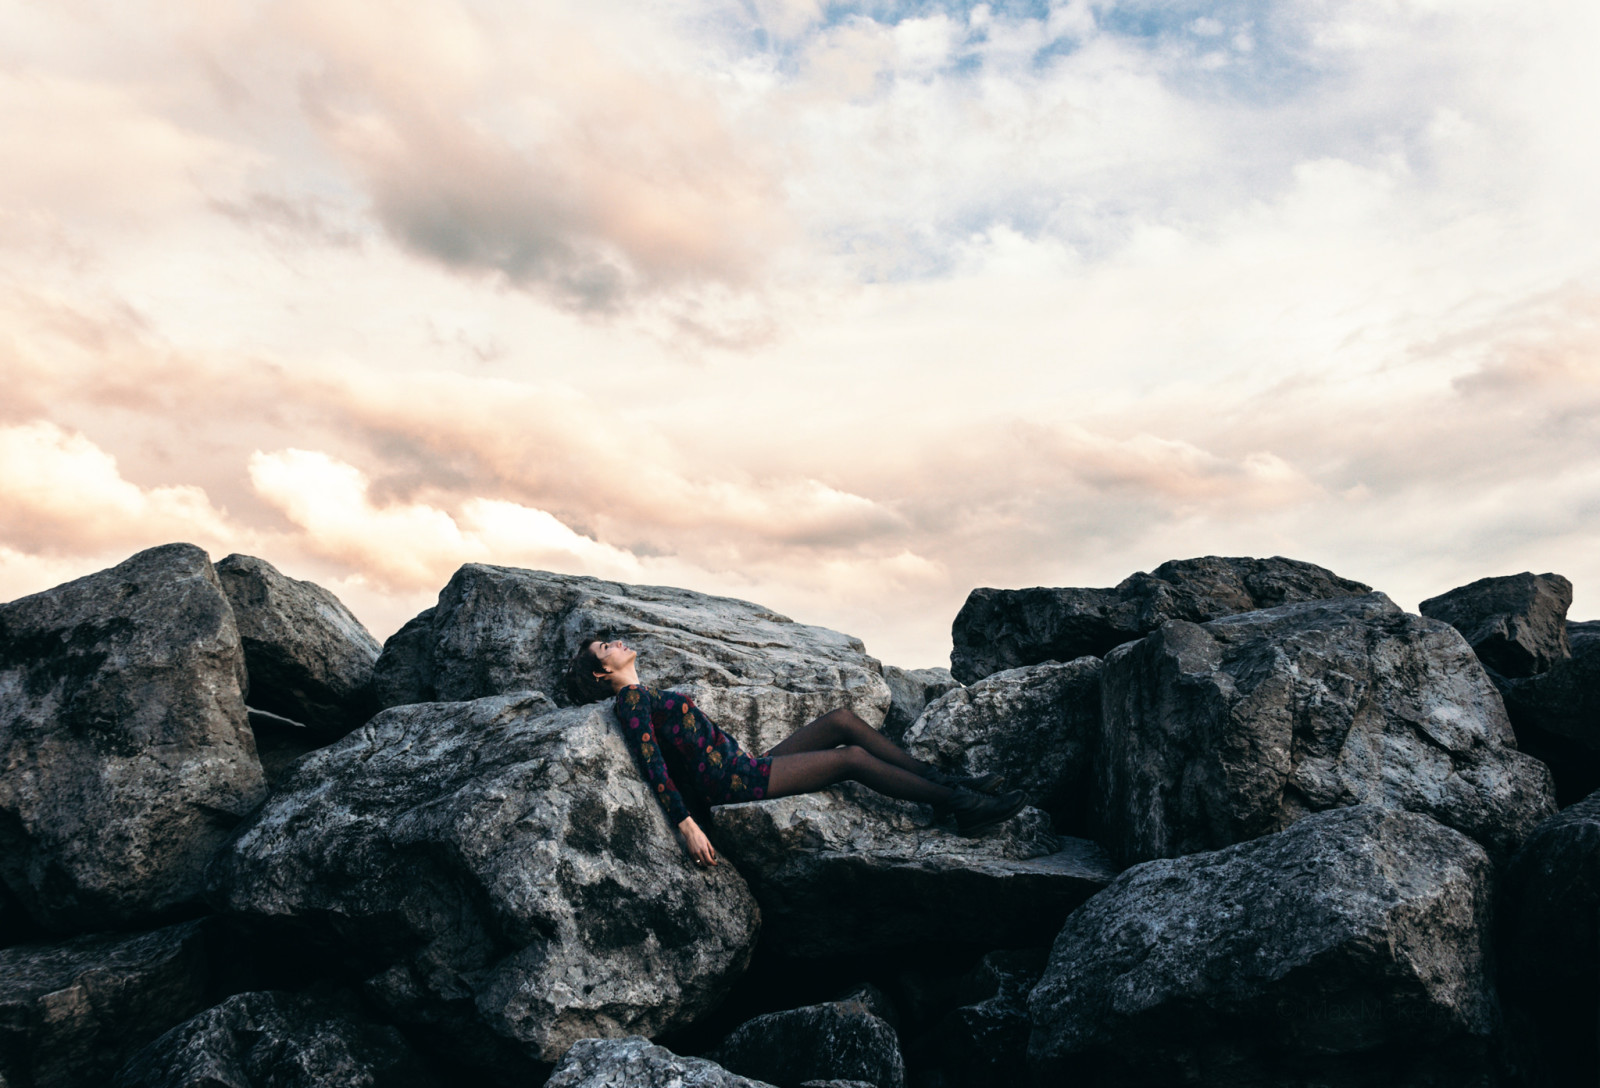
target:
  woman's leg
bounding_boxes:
[766,746,954,805]
[767,708,935,776]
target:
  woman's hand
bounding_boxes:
[678,816,717,867]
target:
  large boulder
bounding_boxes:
[206,693,761,1076]
[0,920,211,1088]
[215,554,381,738]
[880,666,960,745]
[1496,629,1600,806]
[1498,790,1600,1082]
[1027,806,1498,1087]
[111,990,439,1088]
[371,564,890,754]
[711,783,1117,958]
[950,556,1369,683]
[901,658,1100,829]
[1096,592,1555,865]
[709,999,904,1088]
[0,544,267,932]
[903,948,1045,1088]
[1419,572,1572,679]
[548,1036,774,1088]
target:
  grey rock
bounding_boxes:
[798,1082,875,1088]
[216,554,381,738]
[710,1000,904,1088]
[904,948,1046,1088]
[1496,630,1600,805]
[1096,592,1555,865]
[0,920,210,1088]
[712,783,1117,958]
[831,983,897,1030]
[112,990,438,1088]
[901,658,1100,829]
[371,564,890,754]
[0,544,267,932]
[206,693,760,1069]
[1027,806,1498,1087]
[880,667,960,745]
[548,1037,775,1088]
[951,555,1370,683]
[1419,571,1573,679]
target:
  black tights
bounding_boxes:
[764,708,954,806]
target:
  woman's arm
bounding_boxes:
[678,816,717,866]
[615,686,693,827]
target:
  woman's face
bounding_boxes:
[590,638,637,675]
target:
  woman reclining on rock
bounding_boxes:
[569,639,1027,867]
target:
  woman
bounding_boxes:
[570,638,1027,867]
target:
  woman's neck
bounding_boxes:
[607,664,642,693]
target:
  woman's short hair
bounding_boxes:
[566,639,612,704]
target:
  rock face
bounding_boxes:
[1027,806,1498,1087]
[1496,631,1600,806]
[206,693,761,1072]
[901,658,1100,829]
[0,920,211,1088]
[950,555,1371,683]
[548,1036,774,1088]
[0,544,266,932]
[711,783,1117,958]
[215,553,381,737]
[880,666,960,744]
[111,990,439,1088]
[904,948,1044,1088]
[709,1000,905,1088]
[371,564,890,753]
[1096,592,1555,865]
[1419,572,1573,679]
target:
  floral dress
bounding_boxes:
[613,684,773,826]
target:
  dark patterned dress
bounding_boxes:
[614,684,773,826]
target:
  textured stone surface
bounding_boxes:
[0,920,210,1088]
[1028,806,1498,1087]
[216,553,381,737]
[371,564,890,754]
[904,948,1044,1088]
[548,1037,774,1088]
[1500,789,1600,999]
[880,667,960,745]
[1096,592,1555,865]
[112,989,438,1088]
[207,693,760,1070]
[950,555,1371,683]
[1496,630,1600,805]
[902,658,1100,828]
[1419,571,1573,679]
[710,1000,904,1088]
[712,783,1116,958]
[0,544,266,932]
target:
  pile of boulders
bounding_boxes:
[2,548,1595,1087]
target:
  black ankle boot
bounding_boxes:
[923,766,1007,795]
[936,788,1028,836]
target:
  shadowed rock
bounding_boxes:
[371,564,889,753]
[902,658,1100,830]
[1096,592,1555,865]
[216,553,381,738]
[0,544,266,933]
[0,920,210,1088]
[710,999,904,1088]
[112,989,439,1088]
[880,666,960,744]
[1420,571,1572,679]
[206,694,760,1075]
[548,1037,775,1088]
[1496,625,1600,806]
[1028,806,1498,1087]
[904,948,1045,1088]
[712,783,1117,958]
[950,555,1370,683]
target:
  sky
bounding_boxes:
[2,0,1599,669]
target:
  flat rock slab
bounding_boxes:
[0,920,210,1088]
[1096,592,1556,865]
[207,694,760,1071]
[216,553,381,738]
[112,990,439,1088]
[1420,571,1572,679]
[371,564,890,754]
[0,543,266,932]
[549,1037,776,1088]
[713,783,1117,957]
[1028,806,1498,1087]
[710,1000,904,1088]
[951,555,1370,683]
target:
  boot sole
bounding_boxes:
[955,796,1028,836]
